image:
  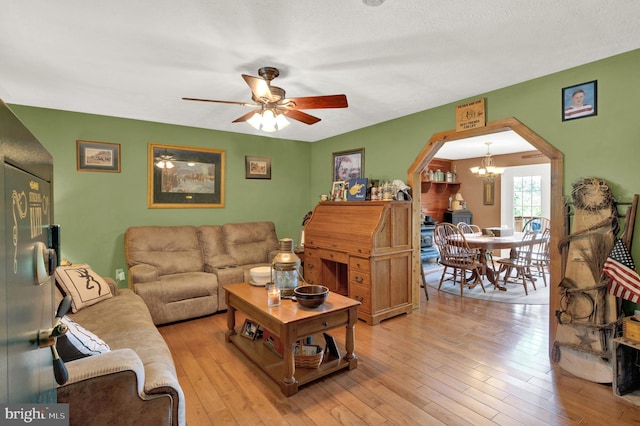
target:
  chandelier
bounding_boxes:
[469,142,504,182]
[247,108,290,133]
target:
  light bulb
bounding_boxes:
[275,113,290,129]
[261,110,277,132]
[247,111,263,130]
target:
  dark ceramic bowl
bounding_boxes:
[294,285,329,308]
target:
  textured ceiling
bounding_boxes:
[2,1,639,146]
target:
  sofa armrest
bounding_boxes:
[58,349,184,426]
[209,267,245,311]
[61,348,145,391]
[103,276,118,295]
[129,264,159,287]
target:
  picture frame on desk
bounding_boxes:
[331,181,347,201]
[346,178,368,201]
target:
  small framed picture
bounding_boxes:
[562,80,597,121]
[332,148,364,182]
[240,319,261,340]
[76,140,121,172]
[483,181,495,205]
[323,332,341,360]
[331,181,347,201]
[245,156,271,179]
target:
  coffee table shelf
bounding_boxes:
[229,332,350,387]
[224,282,359,396]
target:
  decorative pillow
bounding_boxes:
[56,316,111,362]
[55,264,112,313]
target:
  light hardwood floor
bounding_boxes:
[159,288,640,425]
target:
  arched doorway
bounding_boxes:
[407,117,563,356]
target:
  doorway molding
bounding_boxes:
[407,117,563,354]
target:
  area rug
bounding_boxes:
[423,266,549,305]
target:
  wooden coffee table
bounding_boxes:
[224,282,360,396]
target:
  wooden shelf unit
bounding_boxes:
[420,181,461,194]
[420,158,462,223]
[303,201,413,325]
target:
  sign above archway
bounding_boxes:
[455,98,486,131]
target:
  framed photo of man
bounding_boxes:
[562,80,597,121]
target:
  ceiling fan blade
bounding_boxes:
[232,110,258,123]
[284,109,321,125]
[182,97,256,107]
[242,74,274,103]
[281,94,348,110]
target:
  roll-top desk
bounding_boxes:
[303,201,413,325]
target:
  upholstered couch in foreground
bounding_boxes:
[124,221,280,325]
[55,273,184,426]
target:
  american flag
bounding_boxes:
[604,238,640,303]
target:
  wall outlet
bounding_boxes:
[115,269,125,282]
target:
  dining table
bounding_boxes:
[463,231,540,291]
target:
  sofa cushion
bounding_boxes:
[125,226,204,275]
[198,225,238,268]
[222,222,280,265]
[133,272,219,325]
[57,315,111,361]
[55,264,113,313]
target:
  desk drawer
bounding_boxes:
[349,283,371,314]
[303,258,321,285]
[318,249,349,264]
[349,256,370,272]
[304,248,319,259]
[349,269,371,287]
[296,310,349,337]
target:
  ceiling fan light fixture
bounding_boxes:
[247,109,289,133]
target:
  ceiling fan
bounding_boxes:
[182,67,348,130]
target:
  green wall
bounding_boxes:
[311,49,640,243]
[6,108,311,284]
[9,49,640,295]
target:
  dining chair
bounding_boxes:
[530,227,550,287]
[434,223,485,297]
[495,230,538,295]
[457,222,495,269]
[456,222,481,234]
[522,217,550,233]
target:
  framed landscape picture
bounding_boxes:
[148,143,225,208]
[245,156,271,179]
[77,140,121,172]
[332,148,364,182]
